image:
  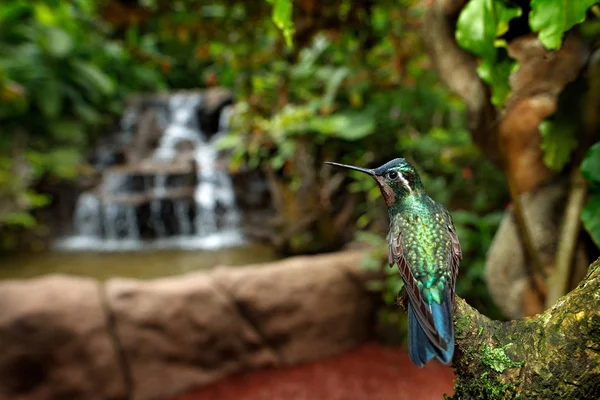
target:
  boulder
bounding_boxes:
[0,250,373,400]
[213,250,372,365]
[106,249,372,400]
[105,272,278,400]
[0,275,127,400]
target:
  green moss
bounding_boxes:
[480,343,524,373]
[451,372,521,399]
[450,342,523,399]
[455,315,471,336]
[589,314,600,344]
[479,372,520,399]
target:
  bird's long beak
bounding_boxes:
[325,161,375,176]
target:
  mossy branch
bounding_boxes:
[451,257,600,399]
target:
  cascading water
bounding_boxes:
[55,91,244,251]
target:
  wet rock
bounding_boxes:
[231,168,276,242]
[198,87,233,136]
[126,102,164,164]
[213,250,372,365]
[105,272,278,400]
[0,275,127,400]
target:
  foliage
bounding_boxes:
[268,0,294,47]
[205,0,508,314]
[0,0,164,238]
[529,0,598,49]
[455,0,600,249]
[538,80,585,171]
[217,0,508,317]
[581,142,600,247]
[103,1,277,90]
[0,0,510,320]
[539,121,577,171]
[455,0,521,106]
[456,0,598,108]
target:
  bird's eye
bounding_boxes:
[388,171,399,180]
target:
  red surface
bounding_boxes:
[172,342,455,400]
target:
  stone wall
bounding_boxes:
[0,250,373,400]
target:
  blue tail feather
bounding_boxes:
[430,298,454,364]
[408,304,435,367]
[407,299,454,367]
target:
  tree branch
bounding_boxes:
[421,0,501,166]
[451,257,600,399]
[545,169,587,308]
[503,153,548,294]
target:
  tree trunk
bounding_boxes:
[451,257,600,399]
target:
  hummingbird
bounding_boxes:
[326,158,461,367]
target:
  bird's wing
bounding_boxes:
[389,227,448,351]
[443,209,462,306]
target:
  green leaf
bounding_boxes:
[366,280,384,292]
[215,133,242,151]
[43,28,73,58]
[456,0,521,60]
[309,111,375,141]
[74,102,102,125]
[72,61,115,96]
[581,142,600,183]
[2,211,36,228]
[36,78,62,118]
[529,0,597,50]
[46,148,82,179]
[321,67,349,109]
[355,231,385,247]
[33,3,57,26]
[73,0,96,14]
[582,191,600,248]
[267,0,295,47]
[539,120,578,171]
[476,57,517,106]
[581,142,600,249]
[49,119,86,145]
[0,2,30,24]
[456,0,522,106]
[24,191,51,208]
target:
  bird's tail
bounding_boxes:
[407,298,454,367]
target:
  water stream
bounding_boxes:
[55,92,244,252]
[0,91,278,281]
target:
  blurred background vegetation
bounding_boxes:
[1,0,599,339]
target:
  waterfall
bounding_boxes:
[55,91,244,251]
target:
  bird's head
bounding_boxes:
[325,158,423,208]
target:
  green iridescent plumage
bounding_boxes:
[389,197,454,305]
[326,158,461,367]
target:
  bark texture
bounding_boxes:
[451,257,600,399]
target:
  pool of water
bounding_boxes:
[0,243,278,281]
